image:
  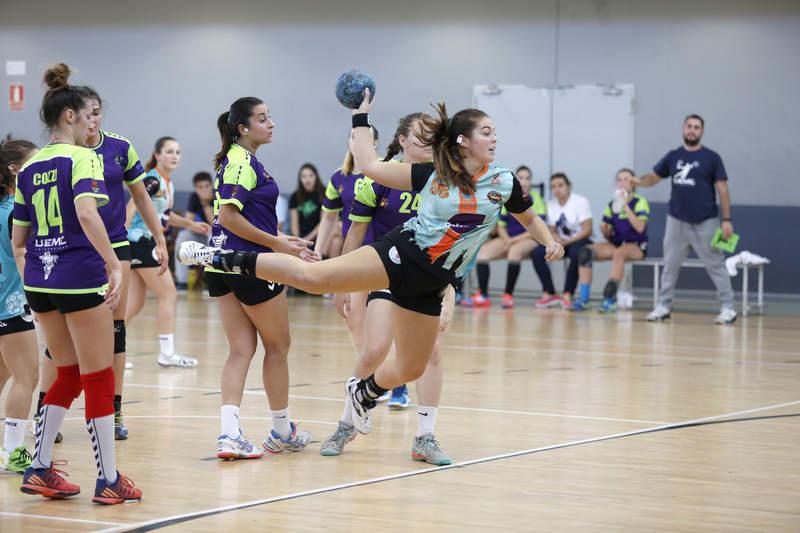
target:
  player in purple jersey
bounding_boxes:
[315,127,379,357]
[0,139,39,474]
[179,91,563,436]
[36,87,168,442]
[208,97,317,460]
[12,64,141,504]
[321,112,455,464]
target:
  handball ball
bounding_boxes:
[335,70,376,109]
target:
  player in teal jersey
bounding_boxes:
[13,64,141,504]
[180,90,564,435]
[0,139,39,473]
[473,165,547,309]
[321,113,454,464]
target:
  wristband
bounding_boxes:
[722,217,732,222]
[352,113,370,128]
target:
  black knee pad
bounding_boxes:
[113,320,126,354]
[603,279,619,299]
[578,246,595,267]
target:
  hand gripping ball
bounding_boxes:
[335,70,376,109]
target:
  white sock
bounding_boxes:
[220,405,240,437]
[86,415,117,483]
[3,417,27,450]
[159,333,174,356]
[271,408,291,440]
[32,404,67,469]
[340,394,354,426]
[416,406,438,437]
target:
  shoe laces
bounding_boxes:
[17,448,33,463]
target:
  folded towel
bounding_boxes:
[725,251,770,276]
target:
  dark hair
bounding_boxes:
[215,97,264,168]
[550,172,571,187]
[616,167,635,178]
[145,136,177,171]
[383,112,429,162]
[40,63,94,129]
[0,137,38,195]
[684,114,704,127]
[343,125,379,175]
[192,171,213,186]
[418,103,489,195]
[294,163,324,205]
[515,165,533,177]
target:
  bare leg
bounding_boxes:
[217,293,258,407]
[353,298,394,378]
[373,305,439,389]
[135,267,177,336]
[345,291,369,356]
[0,330,39,420]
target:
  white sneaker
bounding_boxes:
[646,305,671,322]
[345,377,374,434]
[179,241,219,267]
[376,390,391,402]
[714,308,737,325]
[217,432,264,460]
[158,352,199,368]
[125,361,133,370]
[262,422,312,453]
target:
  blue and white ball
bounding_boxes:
[335,70,376,109]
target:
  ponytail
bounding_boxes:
[40,63,93,129]
[382,112,427,162]
[214,97,264,168]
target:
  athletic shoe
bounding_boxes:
[157,352,199,368]
[20,465,80,499]
[571,299,590,311]
[388,385,410,410]
[376,390,391,402]
[459,294,474,307]
[646,305,671,322]
[114,412,129,441]
[1,445,33,473]
[534,294,562,309]
[501,293,514,309]
[714,308,738,325]
[560,295,572,309]
[175,282,188,291]
[345,377,374,434]
[262,422,312,453]
[319,421,357,456]
[30,417,63,443]
[599,298,618,313]
[217,432,264,460]
[471,292,490,308]
[92,471,142,505]
[411,433,452,466]
[124,361,133,370]
[178,241,220,267]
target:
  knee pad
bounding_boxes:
[603,279,619,299]
[578,246,595,267]
[113,320,126,355]
[43,364,82,409]
[81,366,115,419]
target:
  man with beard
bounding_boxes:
[633,114,736,324]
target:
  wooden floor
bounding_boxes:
[1,292,799,532]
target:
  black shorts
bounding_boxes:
[205,271,284,306]
[25,290,106,314]
[366,289,392,305]
[369,227,451,317]
[114,243,131,262]
[0,313,36,336]
[130,237,160,269]
[616,240,648,259]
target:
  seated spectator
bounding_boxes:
[174,171,214,290]
[572,168,649,312]
[532,173,592,309]
[289,163,324,244]
[471,166,546,308]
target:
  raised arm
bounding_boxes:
[632,172,661,188]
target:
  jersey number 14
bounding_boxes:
[31,186,64,236]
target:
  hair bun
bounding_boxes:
[43,63,71,91]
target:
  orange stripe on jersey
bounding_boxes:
[457,165,487,213]
[427,227,462,263]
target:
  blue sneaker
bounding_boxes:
[388,385,409,410]
[599,298,618,313]
[571,299,590,311]
[114,411,128,441]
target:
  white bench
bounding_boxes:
[633,258,765,316]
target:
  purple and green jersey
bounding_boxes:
[322,169,373,243]
[602,193,649,245]
[13,144,109,293]
[350,177,421,238]
[499,189,546,237]
[91,131,146,247]
[208,144,279,273]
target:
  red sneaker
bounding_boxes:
[501,293,514,309]
[472,292,491,308]
[534,294,562,309]
[20,465,80,499]
[92,471,142,505]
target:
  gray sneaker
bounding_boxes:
[262,422,312,453]
[320,422,357,456]
[714,307,737,325]
[411,433,452,466]
[646,305,671,322]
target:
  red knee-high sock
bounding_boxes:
[43,364,82,408]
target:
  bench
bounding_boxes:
[633,258,765,316]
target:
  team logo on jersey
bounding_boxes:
[486,191,502,204]
[337,184,344,194]
[672,160,698,186]
[388,246,402,265]
[114,155,125,167]
[430,178,449,199]
[379,196,389,208]
[90,180,101,193]
[211,231,228,249]
[491,175,502,184]
[231,186,240,198]
[39,251,59,280]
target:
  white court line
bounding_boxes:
[63,415,337,426]
[0,511,124,527]
[92,398,800,533]
[124,382,663,425]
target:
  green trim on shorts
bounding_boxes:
[24,284,108,294]
[112,240,130,248]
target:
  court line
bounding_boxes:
[123,382,665,425]
[63,415,338,426]
[0,511,124,526]
[91,398,800,533]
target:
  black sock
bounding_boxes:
[603,279,619,300]
[113,394,122,414]
[37,391,46,414]
[505,262,521,295]
[476,262,490,295]
[216,250,259,276]
[358,374,388,405]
